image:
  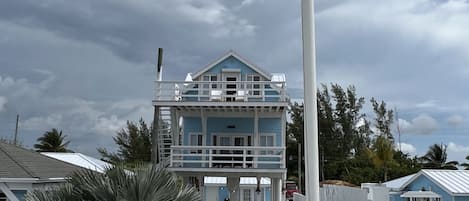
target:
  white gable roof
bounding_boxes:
[41,152,111,173]
[401,169,469,195]
[191,50,272,80]
[384,173,415,190]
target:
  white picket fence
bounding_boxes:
[293,185,368,201]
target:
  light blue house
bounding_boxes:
[385,169,469,201]
[152,51,288,201]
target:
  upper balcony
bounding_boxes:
[153,81,288,107]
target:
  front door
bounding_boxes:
[240,188,254,201]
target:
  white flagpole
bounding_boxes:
[301,0,320,201]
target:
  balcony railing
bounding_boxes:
[154,81,287,102]
[170,145,285,169]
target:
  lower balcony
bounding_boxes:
[170,145,285,170]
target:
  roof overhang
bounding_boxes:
[401,191,441,198]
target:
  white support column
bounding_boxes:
[254,110,259,168]
[0,183,20,201]
[272,178,283,201]
[301,0,320,200]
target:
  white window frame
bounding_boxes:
[189,132,203,153]
[259,133,275,155]
[246,74,263,96]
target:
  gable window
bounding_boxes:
[247,75,262,96]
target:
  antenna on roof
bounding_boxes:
[157,48,163,80]
[14,114,19,145]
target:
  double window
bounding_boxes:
[189,133,203,153]
[247,75,261,96]
[202,75,218,88]
[260,134,275,155]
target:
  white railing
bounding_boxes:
[170,145,285,169]
[154,81,287,102]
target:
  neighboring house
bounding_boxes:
[41,152,112,173]
[153,50,288,201]
[0,142,85,201]
[384,169,469,201]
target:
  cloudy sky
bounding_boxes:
[1,0,469,164]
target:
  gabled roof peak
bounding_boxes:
[191,50,272,79]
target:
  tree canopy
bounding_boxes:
[98,118,152,166]
[26,164,201,201]
[34,128,71,152]
[286,83,421,185]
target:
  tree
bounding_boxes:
[98,119,152,165]
[368,98,395,181]
[367,135,395,181]
[25,164,201,201]
[370,98,394,141]
[34,128,71,152]
[420,143,458,170]
[461,155,469,170]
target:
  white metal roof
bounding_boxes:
[41,152,111,173]
[401,191,441,198]
[384,173,415,190]
[204,177,271,185]
[401,169,469,195]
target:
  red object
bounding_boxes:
[285,181,298,199]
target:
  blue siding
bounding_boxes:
[12,190,27,201]
[259,118,282,146]
[201,56,267,81]
[455,196,469,201]
[207,117,254,145]
[183,117,202,145]
[407,175,452,201]
[218,186,230,201]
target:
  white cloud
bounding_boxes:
[22,114,63,131]
[93,115,127,136]
[447,114,464,127]
[0,96,7,112]
[396,142,417,154]
[416,100,439,108]
[399,114,439,135]
[448,142,469,153]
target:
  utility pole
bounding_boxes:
[301,0,320,200]
[14,114,19,145]
[152,48,163,164]
[395,107,401,152]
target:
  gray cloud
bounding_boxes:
[399,114,439,135]
[1,0,469,161]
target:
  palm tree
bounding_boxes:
[420,143,458,170]
[26,164,201,201]
[460,155,469,170]
[34,128,70,152]
[367,135,395,181]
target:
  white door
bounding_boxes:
[223,73,239,101]
[240,188,254,201]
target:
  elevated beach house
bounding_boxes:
[152,51,288,201]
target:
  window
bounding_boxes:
[202,75,218,88]
[247,75,262,96]
[260,135,274,155]
[190,133,203,153]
